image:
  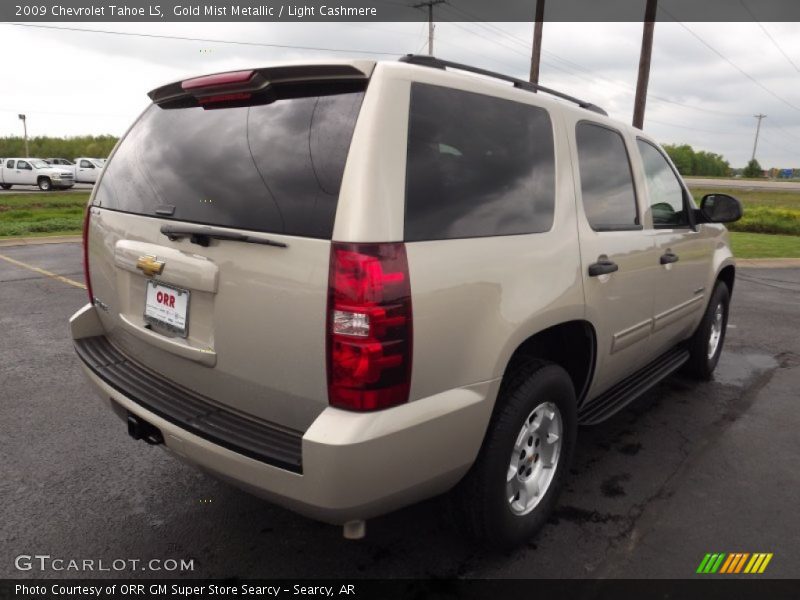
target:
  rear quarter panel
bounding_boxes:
[349,66,588,403]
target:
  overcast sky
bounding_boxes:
[1,20,798,167]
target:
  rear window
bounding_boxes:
[94,85,365,239]
[405,83,555,242]
[575,122,639,231]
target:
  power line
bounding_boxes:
[434,13,752,119]
[739,0,800,73]
[2,22,401,56]
[436,12,796,160]
[758,133,797,156]
[764,120,800,144]
[647,117,746,137]
[662,16,800,113]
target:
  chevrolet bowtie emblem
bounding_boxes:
[136,254,165,277]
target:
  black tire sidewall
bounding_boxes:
[480,364,577,548]
[38,178,51,191]
[691,283,731,377]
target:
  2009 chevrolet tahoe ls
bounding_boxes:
[70,56,742,548]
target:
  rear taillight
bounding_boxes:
[327,243,413,411]
[181,70,255,90]
[82,205,93,304]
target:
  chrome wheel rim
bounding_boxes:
[707,302,724,359]
[506,402,562,516]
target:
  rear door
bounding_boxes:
[86,66,370,431]
[2,159,13,182]
[570,120,660,398]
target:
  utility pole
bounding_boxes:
[529,0,545,84]
[751,114,766,161]
[18,114,29,158]
[413,0,445,56]
[633,0,658,129]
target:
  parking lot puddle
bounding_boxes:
[712,352,778,387]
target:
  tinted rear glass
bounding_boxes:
[405,83,555,242]
[575,122,639,231]
[94,86,365,239]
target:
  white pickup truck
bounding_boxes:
[0,158,75,191]
[74,157,105,184]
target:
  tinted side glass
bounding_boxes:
[6,160,14,168]
[637,139,690,228]
[576,123,639,231]
[405,83,555,241]
[94,87,365,239]
[81,160,93,168]
[17,161,30,170]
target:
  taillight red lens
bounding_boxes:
[181,70,254,91]
[197,92,252,106]
[327,243,412,411]
[82,205,93,304]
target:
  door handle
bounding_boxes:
[660,252,680,265]
[588,259,619,277]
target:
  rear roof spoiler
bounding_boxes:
[148,61,375,107]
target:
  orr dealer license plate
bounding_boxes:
[144,281,189,337]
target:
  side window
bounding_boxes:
[6,160,14,169]
[17,160,30,170]
[81,160,93,168]
[637,139,690,228]
[405,83,556,241]
[575,122,639,231]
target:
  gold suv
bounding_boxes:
[70,56,742,548]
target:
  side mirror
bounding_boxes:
[699,193,743,223]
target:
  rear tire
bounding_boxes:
[452,359,577,549]
[684,282,730,380]
[38,177,52,191]
[0,184,11,190]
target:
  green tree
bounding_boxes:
[663,143,695,175]
[743,158,763,178]
[0,135,119,159]
[663,143,731,177]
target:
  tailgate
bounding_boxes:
[85,65,370,431]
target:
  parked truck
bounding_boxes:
[1,158,75,191]
[74,157,105,184]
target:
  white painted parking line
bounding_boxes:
[0,252,86,289]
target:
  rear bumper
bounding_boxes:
[70,304,498,524]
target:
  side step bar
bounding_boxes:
[578,346,689,425]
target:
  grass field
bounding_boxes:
[0,193,88,237]
[729,232,800,259]
[689,186,800,237]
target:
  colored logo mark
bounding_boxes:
[696,552,773,574]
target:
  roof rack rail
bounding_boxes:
[399,54,608,117]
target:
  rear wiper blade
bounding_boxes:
[160,224,287,248]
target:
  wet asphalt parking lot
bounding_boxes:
[1,242,798,579]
